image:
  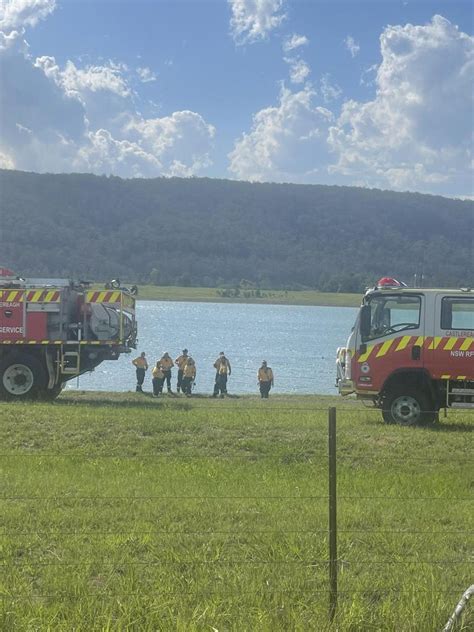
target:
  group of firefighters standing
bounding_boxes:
[132,350,274,398]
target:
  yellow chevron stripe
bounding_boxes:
[358,344,374,363]
[86,291,94,302]
[97,291,108,302]
[44,291,56,302]
[428,337,442,350]
[78,340,114,345]
[443,337,457,350]
[460,338,473,351]
[0,340,67,344]
[414,336,424,347]
[395,336,411,351]
[376,339,394,357]
[6,290,22,302]
[29,290,43,302]
[110,291,120,302]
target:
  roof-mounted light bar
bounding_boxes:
[376,277,407,290]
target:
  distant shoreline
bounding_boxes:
[130,285,361,308]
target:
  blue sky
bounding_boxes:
[0,0,472,196]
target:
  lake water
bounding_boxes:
[68,301,358,395]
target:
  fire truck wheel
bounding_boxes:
[39,384,63,401]
[382,387,435,426]
[0,353,47,401]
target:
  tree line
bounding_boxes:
[0,169,472,292]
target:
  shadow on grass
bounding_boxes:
[53,395,193,411]
[54,399,162,409]
[363,416,474,432]
[426,421,474,433]
[52,391,242,409]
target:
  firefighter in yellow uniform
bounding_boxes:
[152,362,165,397]
[132,351,148,392]
[159,352,174,393]
[174,348,189,393]
[181,357,196,396]
[258,360,274,398]
[213,352,231,397]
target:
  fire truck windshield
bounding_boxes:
[364,294,421,341]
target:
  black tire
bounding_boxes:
[382,387,435,426]
[0,353,47,401]
[39,384,63,401]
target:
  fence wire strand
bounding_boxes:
[0,587,468,601]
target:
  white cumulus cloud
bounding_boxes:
[124,111,216,177]
[283,33,308,52]
[0,0,55,31]
[136,66,157,83]
[228,85,334,182]
[0,5,216,178]
[74,129,161,178]
[229,0,286,44]
[33,56,135,137]
[36,57,132,98]
[230,15,472,195]
[330,16,474,194]
[320,74,342,102]
[0,43,87,172]
[344,35,360,57]
[284,56,310,84]
[73,111,216,179]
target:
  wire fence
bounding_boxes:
[0,404,472,628]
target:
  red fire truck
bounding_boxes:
[336,278,474,424]
[0,267,137,400]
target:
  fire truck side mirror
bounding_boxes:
[360,305,371,342]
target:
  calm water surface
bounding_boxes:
[69,301,358,395]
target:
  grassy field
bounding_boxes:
[0,392,472,631]
[127,285,361,307]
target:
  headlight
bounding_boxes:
[345,351,352,379]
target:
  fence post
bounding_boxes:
[328,406,338,623]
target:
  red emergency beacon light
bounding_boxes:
[376,277,404,289]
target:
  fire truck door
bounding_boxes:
[426,294,474,380]
[0,290,26,341]
[355,293,425,393]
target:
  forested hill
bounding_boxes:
[0,169,472,291]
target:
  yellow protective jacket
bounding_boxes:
[258,367,273,383]
[152,366,164,379]
[214,358,231,375]
[175,354,188,369]
[160,356,174,370]
[183,363,196,379]
[133,356,148,369]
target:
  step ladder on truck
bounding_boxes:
[0,267,137,400]
[336,277,474,425]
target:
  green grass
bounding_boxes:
[0,392,472,631]
[128,285,361,307]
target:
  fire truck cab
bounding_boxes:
[0,268,137,400]
[336,278,474,424]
